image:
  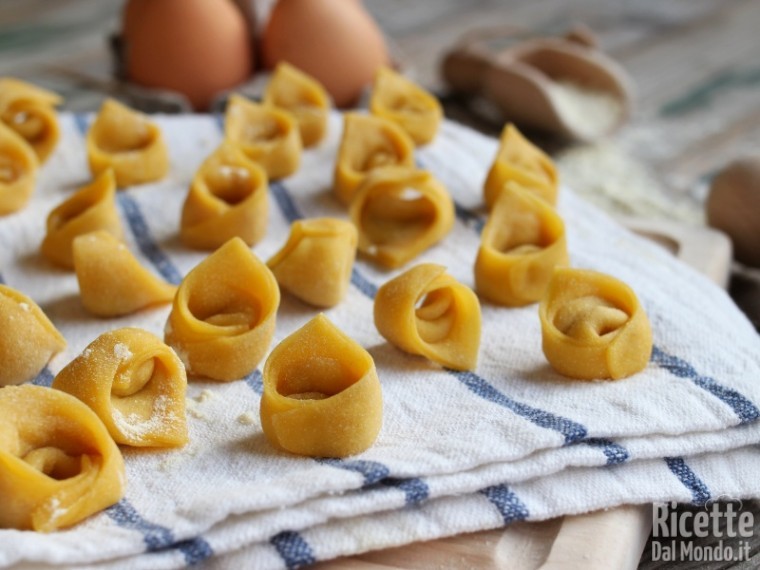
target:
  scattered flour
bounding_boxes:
[113,343,133,362]
[195,389,215,404]
[45,497,67,525]
[237,412,257,425]
[549,80,623,141]
[18,302,30,312]
[111,395,173,439]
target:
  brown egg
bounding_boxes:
[123,0,253,111]
[262,0,389,108]
[706,156,760,268]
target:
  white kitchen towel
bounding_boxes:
[1,112,759,569]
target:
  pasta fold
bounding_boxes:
[53,328,188,448]
[374,263,481,371]
[539,268,653,380]
[181,142,269,249]
[260,314,382,458]
[73,231,176,317]
[350,166,454,268]
[475,182,569,306]
[333,113,415,206]
[224,94,301,180]
[41,169,122,268]
[0,78,61,163]
[483,124,558,210]
[86,98,169,187]
[369,66,442,146]
[0,385,125,532]
[263,63,330,148]
[267,218,357,308]
[0,121,38,216]
[0,284,66,386]
[165,237,279,381]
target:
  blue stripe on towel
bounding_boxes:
[652,347,759,424]
[664,457,711,505]
[270,180,590,445]
[382,477,430,506]
[582,438,630,465]
[244,369,264,394]
[107,500,213,565]
[115,193,183,285]
[480,484,530,524]
[317,458,391,487]
[270,530,317,569]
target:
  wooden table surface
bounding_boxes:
[1,1,759,568]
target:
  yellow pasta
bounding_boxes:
[0,385,125,532]
[86,98,169,187]
[374,263,481,371]
[475,182,569,307]
[73,231,176,317]
[165,237,280,381]
[0,121,38,216]
[260,314,382,458]
[224,94,301,180]
[52,328,188,448]
[369,66,442,146]
[483,124,558,210]
[0,78,61,163]
[333,113,415,206]
[181,142,269,250]
[40,169,122,268]
[0,284,66,386]
[350,166,454,268]
[539,268,653,380]
[263,62,330,148]
[267,218,357,308]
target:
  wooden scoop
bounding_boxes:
[442,27,633,141]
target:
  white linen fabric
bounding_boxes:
[1,113,759,569]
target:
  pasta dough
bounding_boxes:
[260,314,382,458]
[0,121,38,216]
[539,268,653,380]
[333,113,415,206]
[181,142,268,249]
[0,78,61,163]
[475,182,569,306]
[73,231,176,317]
[52,328,188,448]
[267,217,357,307]
[374,263,481,371]
[483,124,558,210]
[369,66,442,146]
[0,284,66,386]
[0,385,125,532]
[40,169,123,268]
[263,62,330,148]
[86,98,169,187]
[350,166,454,268]
[224,94,301,180]
[165,237,280,381]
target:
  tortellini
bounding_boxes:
[0,284,66,386]
[475,182,569,307]
[165,237,280,381]
[369,66,442,146]
[73,231,176,317]
[483,124,558,210]
[40,169,122,268]
[86,98,169,187]
[0,385,125,532]
[0,121,38,216]
[224,94,301,180]
[374,263,481,371]
[260,314,383,458]
[539,268,653,380]
[263,63,330,148]
[349,166,454,269]
[52,328,188,448]
[333,113,415,206]
[267,218,357,308]
[181,142,268,250]
[0,78,61,163]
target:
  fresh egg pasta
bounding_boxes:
[0,121,38,216]
[0,78,61,163]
